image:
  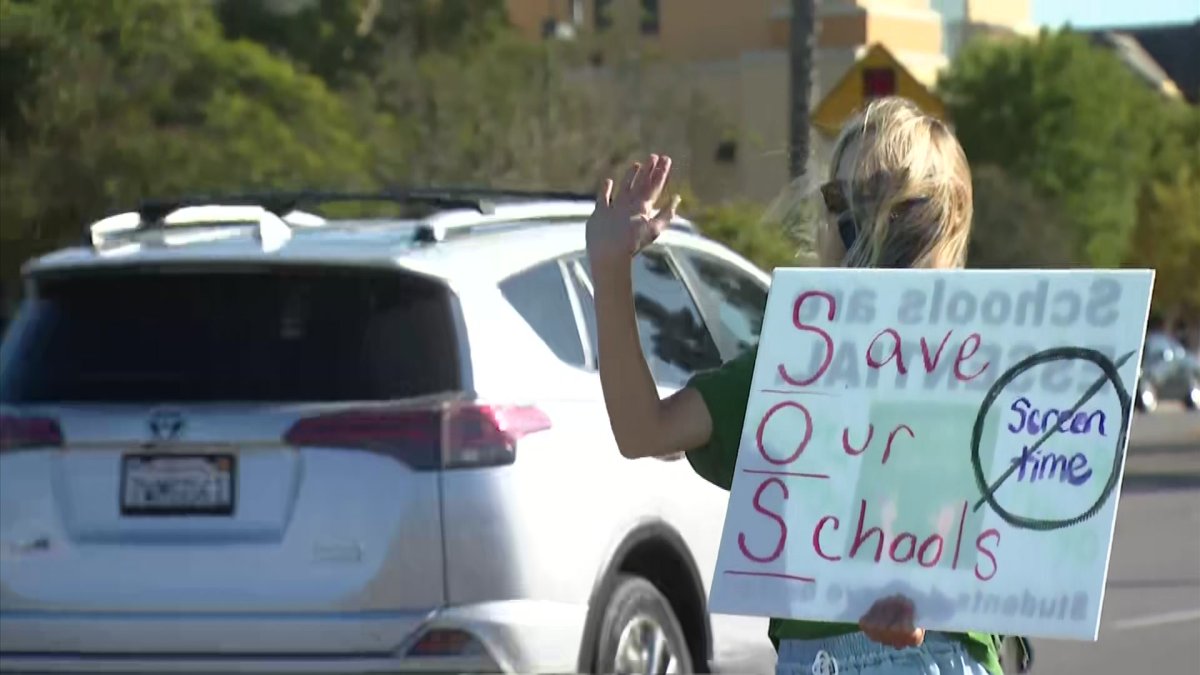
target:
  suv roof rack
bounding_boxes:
[416,201,698,243]
[87,188,696,250]
[130,190,487,224]
[125,188,596,223]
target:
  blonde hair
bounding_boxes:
[829,97,973,269]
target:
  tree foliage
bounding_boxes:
[692,198,809,272]
[0,0,369,277]
[1124,105,1200,319]
[214,0,508,86]
[939,30,1158,267]
[362,33,637,190]
[966,165,1079,269]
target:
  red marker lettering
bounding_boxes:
[779,291,836,387]
[756,401,813,466]
[889,533,918,563]
[951,500,968,570]
[738,478,789,563]
[920,331,954,371]
[866,328,908,374]
[882,424,914,465]
[954,333,990,382]
[974,528,1001,581]
[918,534,945,568]
[849,499,884,562]
[813,515,842,561]
[841,424,874,457]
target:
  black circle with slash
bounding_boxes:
[970,347,1134,532]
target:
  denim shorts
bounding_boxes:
[776,632,991,675]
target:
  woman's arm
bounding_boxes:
[591,257,711,459]
[587,155,712,460]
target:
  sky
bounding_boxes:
[1036,0,1200,29]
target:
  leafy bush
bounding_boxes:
[689,198,811,273]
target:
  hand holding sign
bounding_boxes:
[860,595,925,649]
[708,269,1154,641]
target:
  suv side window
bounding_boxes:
[500,261,587,368]
[676,249,768,357]
[610,250,721,387]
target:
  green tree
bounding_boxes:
[1124,105,1200,326]
[967,165,1079,268]
[939,30,1158,267]
[691,199,808,272]
[361,32,637,189]
[1127,165,1200,319]
[214,0,507,87]
[0,0,369,281]
[357,11,731,194]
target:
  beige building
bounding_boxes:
[506,0,1034,201]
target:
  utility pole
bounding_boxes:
[789,0,816,179]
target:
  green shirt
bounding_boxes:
[685,348,1003,675]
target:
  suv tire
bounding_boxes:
[595,574,695,674]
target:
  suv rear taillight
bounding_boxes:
[0,415,64,453]
[283,402,550,470]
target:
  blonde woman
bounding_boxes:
[585,97,1003,674]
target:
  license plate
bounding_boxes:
[121,454,235,515]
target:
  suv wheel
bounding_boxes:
[595,575,694,674]
[1185,384,1200,410]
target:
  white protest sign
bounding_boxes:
[708,269,1154,640]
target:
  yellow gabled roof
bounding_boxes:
[812,43,946,133]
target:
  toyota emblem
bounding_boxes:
[148,410,185,441]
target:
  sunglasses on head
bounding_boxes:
[820,181,858,251]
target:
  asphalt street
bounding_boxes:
[1027,405,1200,674]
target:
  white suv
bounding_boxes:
[0,191,775,674]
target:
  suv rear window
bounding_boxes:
[0,267,463,403]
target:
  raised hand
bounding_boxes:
[586,154,681,270]
[859,594,926,650]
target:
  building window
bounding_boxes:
[595,0,613,31]
[595,0,659,34]
[640,0,660,35]
[863,68,897,100]
[567,0,584,26]
[715,140,737,164]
